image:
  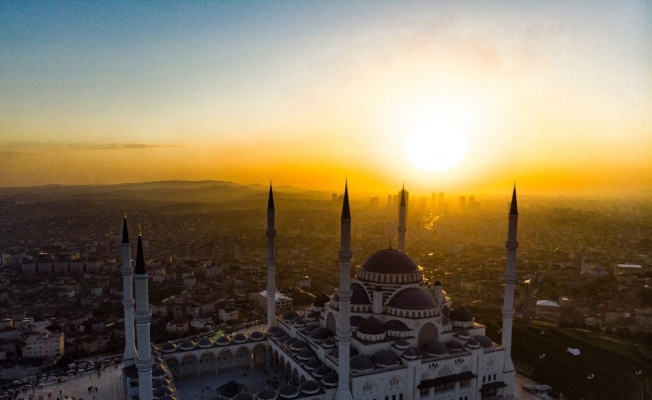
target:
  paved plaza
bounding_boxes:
[15,358,548,400]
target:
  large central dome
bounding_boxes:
[360,248,419,274]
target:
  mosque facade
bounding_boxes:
[122,184,520,400]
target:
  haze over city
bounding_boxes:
[1,1,651,196]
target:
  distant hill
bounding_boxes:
[0,180,333,205]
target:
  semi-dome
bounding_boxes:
[351,283,371,305]
[361,248,419,274]
[449,306,473,322]
[387,288,436,310]
[358,316,386,335]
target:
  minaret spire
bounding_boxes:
[398,185,407,253]
[501,185,518,398]
[120,216,136,366]
[266,183,277,330]
[134,231,153,400]
[335,181,354,400]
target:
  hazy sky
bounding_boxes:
[1,1,650,196]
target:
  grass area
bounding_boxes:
[482,318,652,400]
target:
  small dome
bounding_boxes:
[160,342,177,353]
[152,364,169,378]
[293,318,306,328]
[267,326,280,334]
[234,393,254,400]
[178,340,195,351]
[250,331,265,341]
[313,293,330,308]
[297,348,315,361]
[360,248,419,274]
[304,359,322,371]
[350,354,375,372]
[394,339,410,350]
[358,316,386,335]
[387,288,436,310]
[455,330,471,340]
[309,327,330,342]
[447,341,464,353]
[305,311,320,321]
[466,338,480,349]
[474,335,493,348]
[313,365,331,378]
[422,340,449,357]
[282,310,299,321]
[282,337,296,347]
[216,336,231,346]
[321,371,338,387]
[402,348,419,360]
[351,283,371,305]
[197,338,213,348]
[278,384,299,399]
[256,388,277,400]
[322,337,336,348]
[299,380,320,395]
[232,333,247,343]
[449,306,473,322]
[372,350,400,368]
[386,320,409,332]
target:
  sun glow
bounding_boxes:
[404,119,469,172]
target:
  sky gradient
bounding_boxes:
[1,1,651,197]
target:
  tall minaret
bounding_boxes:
[134,231,153,400]
[121,216,137,366]
[266,183,277,330]
[398,185,407,253]
[335,182,354,400]
[501,186,518,397]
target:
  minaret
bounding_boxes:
[121,216,137,366]
[398,185,407,253]
[501,186,518,398]
[335,182,354,400]
[266,183,277,330]
[134,231,153,400]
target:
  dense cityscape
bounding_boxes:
[0,182,650,399]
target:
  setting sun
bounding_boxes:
[404,119,469,173]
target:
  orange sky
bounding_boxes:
[1,1,651,197]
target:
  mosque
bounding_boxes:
[120,184,520,400]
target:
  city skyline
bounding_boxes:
[1,1,651,196]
